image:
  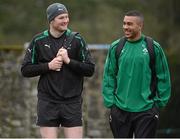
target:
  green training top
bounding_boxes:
[102,35,171,112]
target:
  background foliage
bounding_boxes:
[0,0,180,137]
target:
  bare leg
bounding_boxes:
[64,126,83,138]
[40,127,59,138]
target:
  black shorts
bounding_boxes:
[36,99,82,127]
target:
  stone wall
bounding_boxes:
[84,50,113,138]
[0,50,39,137]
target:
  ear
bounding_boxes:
[138,22,143,31]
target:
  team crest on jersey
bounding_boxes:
[142,48,148,55]
[142,44,148,55]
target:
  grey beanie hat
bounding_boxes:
[46,3,68,22]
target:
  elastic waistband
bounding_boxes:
[38,94,82,104]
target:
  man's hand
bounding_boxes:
[48,56,63,71]
[57,48,70,64]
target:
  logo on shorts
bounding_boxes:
[28,48,31,53]
[109,115,112,122]
[155,114,159,119]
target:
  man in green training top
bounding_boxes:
[102,10,171,138]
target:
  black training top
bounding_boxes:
[21,29,95,103]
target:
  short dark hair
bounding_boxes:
[125,10,144,22]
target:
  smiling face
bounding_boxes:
[50,13,69,33]
[123,15,143,41]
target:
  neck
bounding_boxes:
[49,27,65,38]
[128,32,142,41]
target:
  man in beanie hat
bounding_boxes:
[21,3,95,138]
[47,3,68,22]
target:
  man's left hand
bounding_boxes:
[57,48,70,64]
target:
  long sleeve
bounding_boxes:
[102,45,118,108]
[21,39,49,77]
[154,42,171,108]
[66,35,95,77]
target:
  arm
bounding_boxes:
[21,35,64,78]
[102,45,118,108]
[21,63,49,77]
[59,35,95,77]
[154,42,171,108]
[21,39,50,77]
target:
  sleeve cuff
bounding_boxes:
[66,59,78,69]
[156,101,166,109]
[41,63,49,72]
